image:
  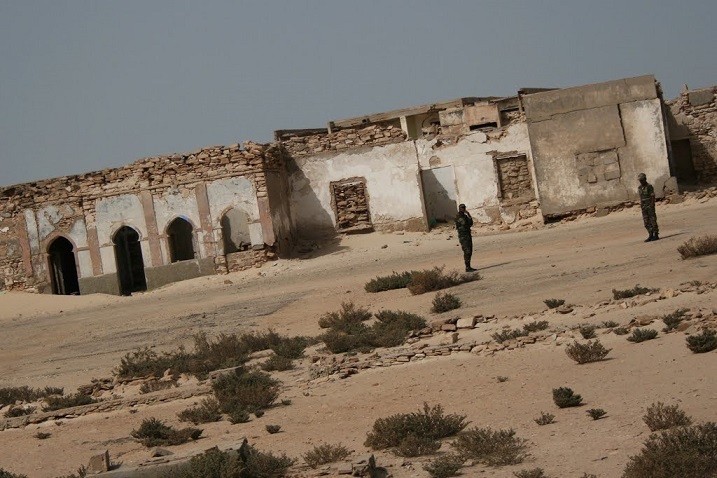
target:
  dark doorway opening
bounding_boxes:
[113,226,147,295]
[671,139,697,184]
[421,166,458,226]
[167,218,195,262]
[48,237,80,295]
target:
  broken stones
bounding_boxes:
[441,323,457,332]
[351,454,376,477]
[556,305,574,314]
[87,450,111,474]
[456,317,476,329]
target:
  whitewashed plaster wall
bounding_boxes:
[152,189,204,262]
[95,194,148,274]
[289,141,426,236]
[206,177,264,247]
[415,123,534,224]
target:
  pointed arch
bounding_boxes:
[220,208,251,254]
[166,217,196,262]
[113,226,147,295]
[47,236,80,295]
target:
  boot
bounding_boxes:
[644,233,653,242]
[652,232,659,241]
[465,265,477,272]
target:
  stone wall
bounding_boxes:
[667,86,717,182]
[281,124,406,157]
[0,142,291,293]
[496,155,534,200]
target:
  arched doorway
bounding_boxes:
[221,208,251,253]
[113,226,147,295]
[167,218,195,262]
[47,237,80,295]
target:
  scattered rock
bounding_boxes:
[149,447,173,458]
[352,454,376,477]
[87,450,111,474]
[556,305,574,314]
[441,323,457,332]
[456,317,476,329]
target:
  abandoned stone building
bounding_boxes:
[1,74,714,295]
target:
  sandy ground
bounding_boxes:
[0,198,715,477]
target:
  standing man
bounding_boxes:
[638,173,659,242]
[456,204,477,272]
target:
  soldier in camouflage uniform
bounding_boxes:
[455,204,477,272]
[638,173,659,242]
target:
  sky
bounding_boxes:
[1,1,716,187]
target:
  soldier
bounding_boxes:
[638,173,659,242]
[455,204,477,272]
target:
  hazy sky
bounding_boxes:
[1,1,715,186]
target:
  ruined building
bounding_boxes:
[1,74,714,295]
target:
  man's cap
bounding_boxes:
[638,173,647,180]
[458,203,466,209]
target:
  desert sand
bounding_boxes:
[0,197,715,477]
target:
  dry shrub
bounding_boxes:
[523,320,550,333]
[423,454,463,478]
[662,309,688,332]
[431,292,462,313]
[212,367,280,419]
[677,235,717,259]
[261,355,294,372]
[686,329,717,353]
[565,340,611,364]
[318,302,372,330]
[643,402,693,431]
[407,266,480,295]
[534,412,555,426]
[451,427,528,466]
[544,299,565,309]
[622,422,717,478]
[3,406,36,418]
[627,329,658,343]
[492,328,528,343]
[372,310,427,348]
[587,408,607,420]
[553,387,582,408]
[0,386,63,407]
[612,285,657,300]
[613,327,630,335]
[43,393,95,412]
[364,403,468,450]
[265,424,281,434]
[139,380,176,394]
[393,434,442,457]
[174,443,294,478]
[228,409,250,424]
[302,443,351,468]
[130,417,202,447]
[177,398,222,425]
[34,431,51,440]
[496,376,509,383]
[579,324,598,339]
[602,320,620,328]
[365,271,414,293]
[514,469,549,478]
[0,469,28,478]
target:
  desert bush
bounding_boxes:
[431,292,462,313]
[627,329,658,343]
[523,320,550,333]
[43,393,95,411]
[130,417,202,447]
[303,443,351,468]
[643,402,693,431]
[565,340,611,364]
[492,328,528,343]
[0,386,63,407]
[364,403,468,450]
[34,431,51,440]
[612,285,657,300]
[451,427,528,466]
[514,469,549,478]
[534,412,555,426]
[365,271,414,293]
[261,355,294,372]
[318,302,372,330]
[228,409,251,424]
[602,320,620,328]
[579,324,598,339]
[544,299,565,309]
[321,308,425,353]
[175,443,294,478]
[115,347,183,380]
[0,469,28,478]
[177,398,222,425]
[553,387,583,408]
[320,328,373,354]
[622,422,717,478]
[587,409,607,420]
[372,310,426,348]
[3,405,36,418]
[51,466,87,478]
[265,424,281,434]
[213,367,280,417]
[393,434,442,457]
[677,235,717,259]
[497,376,509,383]
[423,454,463,478]
[686,329,717,353]
[139,380,176,394]
[662,309,688,332]
[613,327,629,335]
[407,266,480,295]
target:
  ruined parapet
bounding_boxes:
[280,123,407,158]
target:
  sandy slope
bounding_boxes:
[0,198,715,477]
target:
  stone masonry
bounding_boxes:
[668,86,717,182]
